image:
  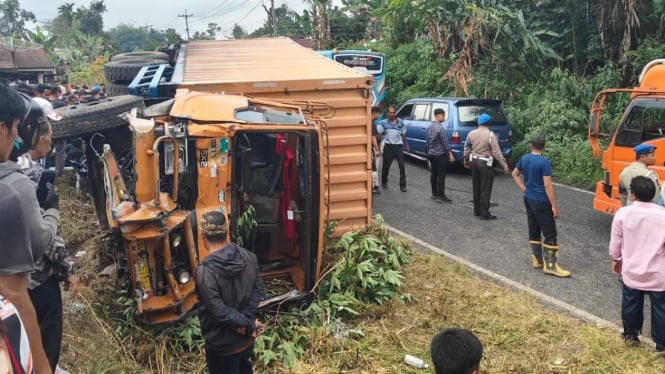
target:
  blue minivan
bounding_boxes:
[395,98,513,165]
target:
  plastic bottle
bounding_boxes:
[404,354,429,369]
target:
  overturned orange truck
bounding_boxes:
[86,38,374,323]
[588,58,665,215]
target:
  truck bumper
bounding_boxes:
[593,181,621,215]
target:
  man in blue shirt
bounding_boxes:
[377,106,410,192]
[511,134,570,278]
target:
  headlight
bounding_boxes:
[172,233,182,248]
[177,269,190,284]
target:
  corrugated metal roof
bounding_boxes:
[181,37,369,84]
[0,45,55,71]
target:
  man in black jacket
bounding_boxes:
[195,210,265,374]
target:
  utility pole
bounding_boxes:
[178,9,193,41]
[142,23,149,46]
[270,0,277,37]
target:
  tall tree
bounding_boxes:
[310,0,332,49]
[231,24,247,39]
[252,3,309,37]
[594,0,653,61]
[0,0,36,38]
[191,23,221,40]
[76,0,106,35]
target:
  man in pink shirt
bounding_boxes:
[609,175,665,351]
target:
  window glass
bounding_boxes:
[430,102,449,121]
[616,105,644,146]
[642,107,665,141]
[413,104,429,121]
[457,104,507,126]
[397,104,413,119]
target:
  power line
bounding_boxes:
[222,0,263,36]
[178,9,193,41]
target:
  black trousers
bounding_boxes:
[205,344,254,374]
[428,154,449,197]
[28,275,63,371]
[622,284,665,351]
[382,144,406,188]
[524,197,557,246]
[471,158,494,217]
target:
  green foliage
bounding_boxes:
[106,23,178,52]
[234,204,257,247]
[0,0,35,38]
[254,215,412,368]
[383,40,452,107]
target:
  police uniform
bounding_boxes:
[463,114,508,219]
[377,117,408,191]
[619,144,659,206]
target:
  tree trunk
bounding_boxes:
[316,0,332,50]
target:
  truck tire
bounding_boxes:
[105,81,128,97]
[52,95,145,140]
[111,51,170,62]
[104,59,166,83]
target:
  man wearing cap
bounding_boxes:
[618,143,659,206]
[463,113,509,220]
[426,108,454,203]
[195,210,265,374]
[377,105,410,192]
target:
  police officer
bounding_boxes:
[618,143,659,206]
[463,113,509,219]
[377,106,410,192]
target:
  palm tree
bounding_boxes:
[593,0,653,61]
[57,3,75,27]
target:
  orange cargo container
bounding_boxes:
[175,38,375,233]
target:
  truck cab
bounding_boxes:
[589,59,665,214]
[102,91,325,323]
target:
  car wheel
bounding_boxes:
[53,95,144,140]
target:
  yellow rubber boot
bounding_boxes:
[542,244,570,278]
[529,241,543,269]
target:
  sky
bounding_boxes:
[19,0,313,39]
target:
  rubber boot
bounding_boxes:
[529,241,543,268]
[542,244,570,278]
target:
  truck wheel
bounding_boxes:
[105,81,128,97]
[111,51,170,62]
[52,95,144,140]
[104,59,166,83]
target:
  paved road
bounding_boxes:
[373,158,634,329]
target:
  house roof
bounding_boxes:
[0,43,55,71]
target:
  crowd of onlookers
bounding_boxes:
[9,80,107,109]
[0,81,83,374]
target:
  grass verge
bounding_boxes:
[56,174,664,373]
